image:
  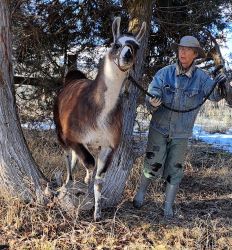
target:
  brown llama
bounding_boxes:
[53,17,146,221]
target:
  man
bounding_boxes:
[133,36,226,218]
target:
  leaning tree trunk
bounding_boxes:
[100,0,153,208]
[0,1,46,202]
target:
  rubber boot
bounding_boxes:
[164,183,179,218]
[133,174,151,208]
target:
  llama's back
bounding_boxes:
[54,70,99,148]
[54,69,88,148]
[63,69,87,87]
[53,97,67,148]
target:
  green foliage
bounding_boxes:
[11,0,232,82]
[11,0,126,80]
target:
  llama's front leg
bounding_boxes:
[94,147,113,221]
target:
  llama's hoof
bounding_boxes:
[94,213,102,222]
[84,170,93,185]
[84,176,90,185]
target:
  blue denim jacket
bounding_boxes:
[147,63,222,138]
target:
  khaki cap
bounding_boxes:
[171,35,206,58]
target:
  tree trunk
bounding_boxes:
[100,0,153,208]
[0,0,153,213]
[0,0,45,202]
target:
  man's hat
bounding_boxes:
[171,36,206,58]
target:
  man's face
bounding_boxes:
[178,46,198,69]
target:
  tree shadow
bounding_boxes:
[102,195,232,230]
[182,173,232,193]
[98,177,232,230]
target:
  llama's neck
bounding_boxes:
[99,53,127,118]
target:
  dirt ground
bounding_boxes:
[0,130,231,250]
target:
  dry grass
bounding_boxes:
[0,129,231,250]
[196,100,232,133]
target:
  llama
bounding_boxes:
[54,17,146,221]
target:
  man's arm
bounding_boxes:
[146,70,163,111]
[203,73,226,102]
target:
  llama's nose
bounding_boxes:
[124,49,132,60]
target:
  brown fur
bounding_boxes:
[53,16,146,221]
[54,65,122,168]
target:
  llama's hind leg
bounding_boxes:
[94,147,114,221]
[84,168,92,185]
[79,144,95,184]
[68,143,95,185]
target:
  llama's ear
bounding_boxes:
[112,17,121,43]
[136,22,147,43]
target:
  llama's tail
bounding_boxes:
[53,97,67,149]
[63,69,87,87]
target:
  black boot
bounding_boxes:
[164,183,179,218]
[133,174,151,208]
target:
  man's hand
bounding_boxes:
[214,72,227,97]
[149,96,162,107]
[214,72,227,85]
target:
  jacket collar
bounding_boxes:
[176,61,196,78]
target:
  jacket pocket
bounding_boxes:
[183,89,201,108]
[162,84,175,104]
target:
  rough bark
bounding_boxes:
[99,1,153,208]
[0,0,45,202]
[0,0,152,215]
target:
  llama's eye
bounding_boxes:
[114,43,121,49]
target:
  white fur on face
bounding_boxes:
[120,45,132,55]
[117,36,139,46]
[119,45,133,67]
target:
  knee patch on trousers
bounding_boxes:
[151,162,162,172]
[145,162,163,178]
[146,152,155,159]
[165,163,183,184]
[166,175,171,183]
[175,163,182,169]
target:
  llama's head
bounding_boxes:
[109,17,146,72]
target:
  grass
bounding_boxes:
[0,96,231,249]
[196,99,232,133]
[0,129,231,249]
